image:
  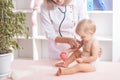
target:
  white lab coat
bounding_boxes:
[40,0,88,59]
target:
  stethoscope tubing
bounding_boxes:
[58,5,67,37]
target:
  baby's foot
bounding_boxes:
[55,62,68,68]
[56,68,62,76]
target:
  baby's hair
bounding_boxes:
[44,0,71,10]
[76,19,96,34]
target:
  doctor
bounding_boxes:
[40,0,88,59]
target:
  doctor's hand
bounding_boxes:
[66,38,79,48]
[55,36,79,48]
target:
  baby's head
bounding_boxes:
[76,19,96,41]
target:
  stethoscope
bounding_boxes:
[58,5,67,37]
[51,0,67,37]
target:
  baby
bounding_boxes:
[55,19,102,76]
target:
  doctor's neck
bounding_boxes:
[51,0,66,6]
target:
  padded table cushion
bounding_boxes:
[11,59,120,80]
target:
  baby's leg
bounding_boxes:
[60,47,79,61]
[55,50,81,68]
[56,63,96,76]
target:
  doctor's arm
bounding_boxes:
[78,0,89,21]
[55,36,79,48]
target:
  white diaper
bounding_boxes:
[90,58,100,68]
[80,54,100,69]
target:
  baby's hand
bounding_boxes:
[76,58,83,63]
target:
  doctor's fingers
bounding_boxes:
[68,39,78,48]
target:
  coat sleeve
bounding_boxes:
[40,4,58,41]
[78,0,89,21]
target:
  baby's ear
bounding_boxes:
[85,30,92,34]
[88,29,94,34]
[89,31,94,34]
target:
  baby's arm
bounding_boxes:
[76,40,100,63]
[60,40,83,61]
